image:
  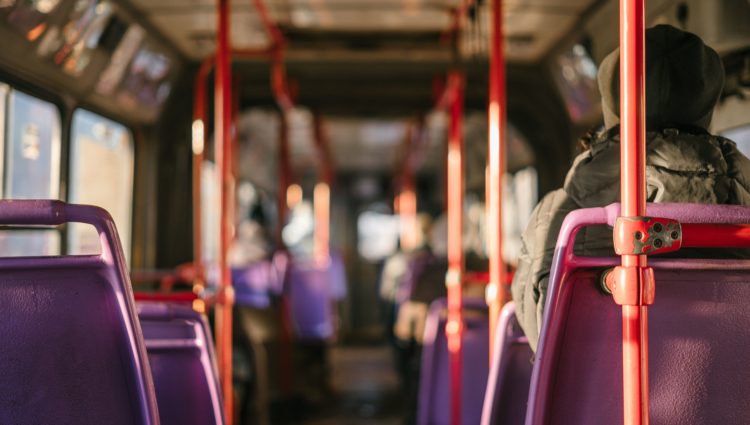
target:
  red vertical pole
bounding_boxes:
[215,0,235,422]
[619,1,648,424]
[313,114,332,265]
[445,71,465,425]
[398,123,419,251]
[400,174,417,250]
[486,0,507,358]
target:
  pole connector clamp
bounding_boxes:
[445,268,462,288]
[603,266,655,306]
[613,216,682,255]
[216,285,236,306]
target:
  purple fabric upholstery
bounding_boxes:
[0,200,158,424]
[232,261,279,308]
[287,261,335,340]
[231,251,289,308]
[285,253,347,340]
[527,203,750,425]
[480,302,532,425]
[328,250,348,301]
[418,298,490,425]
[138,302,224,425]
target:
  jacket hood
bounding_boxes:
[598,24,724,130]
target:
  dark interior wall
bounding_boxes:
[506,64,573,196]
[154,70,196,268]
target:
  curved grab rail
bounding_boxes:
[0,199,123,264]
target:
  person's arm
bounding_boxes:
[511,189,578,352]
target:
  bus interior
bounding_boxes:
[0,0,749,424]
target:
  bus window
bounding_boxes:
[0,87,61,256]
[202,161,219,277]
[5,90,61,199]
[503,166,538,263]
[0,83,6,175]
[722,125,750,157]
[357,208,401,262]
[68,109,133,262]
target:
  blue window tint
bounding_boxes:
[0,230,60,256]
[68,109,134,261]
[722,125,750,158]
[0,87,61,256]
[5,90,61,199]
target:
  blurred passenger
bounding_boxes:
[230,195,283,425]
[394,213,488,424]
[379,214,431,342]
[512,24,750,352]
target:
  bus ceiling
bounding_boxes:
[0,1,749,121]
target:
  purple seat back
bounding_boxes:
[418,298,490,425]
[480,302,532,425]
[0,200,158,424]
[232,260,278,308]
[138,302,224,425]
[328,250,348,301]
[287,255,345,341]
[528,203,750,425]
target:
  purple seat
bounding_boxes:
[418,297,490,425]
[232,259,281,308]
[480,302,532,425]
[287,256,344,341]
[137,302,224,425]
[527,203,750,425]
[0,200,158,424]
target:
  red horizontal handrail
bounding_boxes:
[681,223,750,248]
[134,292,199,303]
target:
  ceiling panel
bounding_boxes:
[150,12,269,59]
[289,9,451,32]
[503,10,579,61]
[129,0,600,62]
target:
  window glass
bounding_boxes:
[722,125,750,157]
[68,109,133,262]
[357,208,400,262]
[0,230,60,256]
[5,89,61,199]
[1,87,61,256]
[503,166,538,264]
[201,161,220,284]
[0,83,6,182]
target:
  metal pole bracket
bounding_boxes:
[613,216,682,255]
[604,266,655,306]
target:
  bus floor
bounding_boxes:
[275,343,407,425]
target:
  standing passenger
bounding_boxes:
[512,24,750,352]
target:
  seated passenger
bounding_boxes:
[511,24,750,352]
